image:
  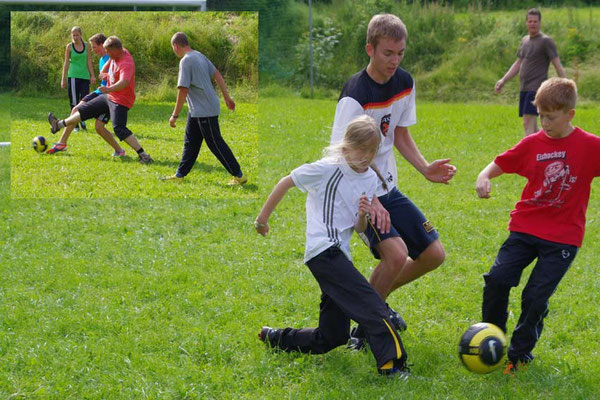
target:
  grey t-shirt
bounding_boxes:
[517,33,559,92]
[178,50,220,117]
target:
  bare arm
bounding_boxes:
[213,70,235,111]
[98,78,129,94]
[393,126,457,184]
[170,87,189,128]
[61,44,70,88]
[475,161,504,198]
[255,176,296,236]
[87,46,96,86]
[495,58,522,93]
[354,195,372,233]
[551,57,566,78]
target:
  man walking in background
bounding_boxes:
[495,8,566,136]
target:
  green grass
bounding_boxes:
[9,95,257,198]
[2,98,600,398]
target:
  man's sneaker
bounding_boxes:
[138,153,154,164]
[503,356,532,375]
[258,326,282,348]
[73,125,79,132]
[46,143,67,154]
[48,112,60,134]
[387,304,407,332]
[228,174,248,186]
[159,175,184,182]
[112,149,126,157]
[378,359,411,379]
[346,326,367,352]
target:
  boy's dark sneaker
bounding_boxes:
[138,153,154,164]
[387,303,407,332]
[378,359,411,379]
[48,112,60,134]
[258,326,282,348]
[346,326,367,352]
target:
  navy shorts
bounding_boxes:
[363,187,440,260]
[519,91,538,117]
[81,92,110,124]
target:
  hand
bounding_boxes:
[169,115,177,128]
[98,86,110,94]
[424,159,457,184]
[99,72,108,81]
[475,175,491,198]
[494,79,504,93]
[225,96,235,111]
[90,76,96,86]
[358,194,372,218]
[254,218,269,237]
[369,195,390,234]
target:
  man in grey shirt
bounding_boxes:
[495,8,566,136]
[163,32,246,185]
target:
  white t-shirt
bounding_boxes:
[290,157,378,263]
[331,68,417,196]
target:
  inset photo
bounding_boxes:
[10,11,257,198]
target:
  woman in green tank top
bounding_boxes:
[61,26,95,131]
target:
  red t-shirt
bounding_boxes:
[107,48,135,109]
[495,127,600,247]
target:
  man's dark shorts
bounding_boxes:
[78,95,132,140]
[80,92,110,124]
[519,90,538,117]
[363,187,440,260]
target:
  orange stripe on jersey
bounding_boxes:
[363,87,412,110]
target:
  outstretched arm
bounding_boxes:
[255,176,296,236]
[495,58,521,93]
[213,70,235,111]
[394,126,457,184]
[476,161,504,198]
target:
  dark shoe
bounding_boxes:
[138,153,154,164]
[48,112,60,134]
[258,326,282,348]
[346,326,367,352]
[378,359,411,379]
[387,303,407,332]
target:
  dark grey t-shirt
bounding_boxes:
[178,50,220,117]
[517,32,559,92]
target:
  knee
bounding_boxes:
[113,126,131,140]
[419,241,446,272]
[94,120,104,133]
[379,243,408,273]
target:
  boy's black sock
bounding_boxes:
[136,147,145,155]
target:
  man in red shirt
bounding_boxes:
[48,36,152,163]
[476,77,600,374]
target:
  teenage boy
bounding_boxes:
[48,36,152,164]
[476,77,600,373]
[48,33,126,157]
[330,13,456,349]
[162,32,246,185]
[495,8,566,136]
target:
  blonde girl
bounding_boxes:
[254,115,409,377]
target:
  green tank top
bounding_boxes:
[67,42,90,79]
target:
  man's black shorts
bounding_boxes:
[80,92,110,124]
[519,90,538,117]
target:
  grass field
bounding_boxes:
[2,96,600,398]
[9,95,257,198]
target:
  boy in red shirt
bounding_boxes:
[476,77,600,373]
[48,36,152,164]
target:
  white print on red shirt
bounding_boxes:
[527,159,577,207]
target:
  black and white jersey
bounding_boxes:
[290,157,378,263]
[331,68,416,196]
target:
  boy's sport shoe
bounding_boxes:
[48,112,60,134]
[228,174,248,186]
[159,175,184,182]
[503,355,532,375]
[138,153,154,164]
[387,304,407,332]
[112,149,126,157]
[46,143,67,154]
[347,326,367,352]
[378,359,411,379]
[258,326,282,348]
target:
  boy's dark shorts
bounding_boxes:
[363,187,440,260]
[519,90,538,117]
[80,92,110,124]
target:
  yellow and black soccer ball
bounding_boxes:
[32,135,48,153]
[458,322,507,374]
